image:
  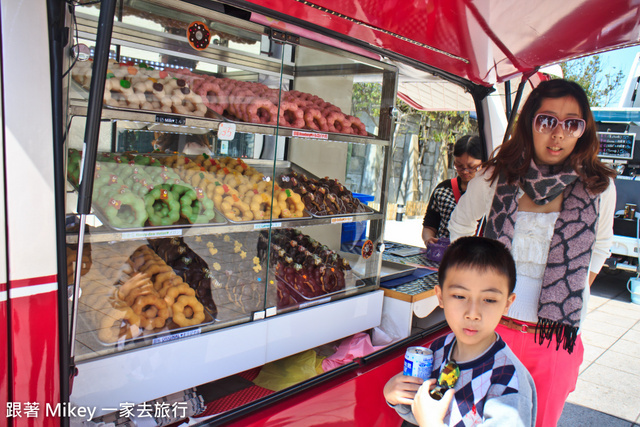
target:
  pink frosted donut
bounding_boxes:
[197,81,228,115]
[303,108,328,132]
[246,98,278,125]
[227,88,253,118]
[319,102,342,115]
[279,102,305,128]
[325,111,352,134]
[346,115,367,136]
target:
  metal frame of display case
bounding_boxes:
[66,0,398,415]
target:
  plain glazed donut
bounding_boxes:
[98,308,142,343]
[163,283,196,307]
[172,295,206,327]
[131,295,170,330]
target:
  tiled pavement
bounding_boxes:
[558,269,640,426]
[384,218,640,426]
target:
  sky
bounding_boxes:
[583,45,640,107]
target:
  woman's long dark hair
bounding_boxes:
[487,79,615,193]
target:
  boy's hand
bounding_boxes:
[383,372,424,406]
[411,379,454,427]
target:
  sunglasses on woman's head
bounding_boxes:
[533,113,586,138]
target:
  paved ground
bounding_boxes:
[384,217,640,426]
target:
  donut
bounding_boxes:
[346,115,368,136]
[155,271,181,293]
[171,88,207,117]
[278,102,305,128]
[277,189,305,218]
[325,111,352,134]
[163,283,196,307]
[98,308,142,343]
[124,281,157,307]
[221,194,254,221]
[116,273,152,301]
[172,295,206,327]
[303,108,329,132]
[131,295,170,330]
[197,81,228,115]
[104,77,133,108]
[246,98,278,125]
[179,187,216,224]
[187,21,211,51]
[144,187,181,226]
[250,193,281,220]
[103,190,148,228]
[132,79,173,110]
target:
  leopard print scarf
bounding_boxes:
[485,160,600,353]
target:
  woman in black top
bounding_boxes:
[421,135,483,247]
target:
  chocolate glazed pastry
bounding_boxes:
[261,228,351,304]
[150,238,218,318]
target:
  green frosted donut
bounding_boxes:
[144,187,180,226]
[103,190,147,228]
[179,187,216,224]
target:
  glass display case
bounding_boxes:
[64,0,397,413]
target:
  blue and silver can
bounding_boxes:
[403,346,433,380]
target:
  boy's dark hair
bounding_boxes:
[438,237,516,294]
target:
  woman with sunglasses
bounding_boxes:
[421,135,483,247]
[449,79,616,427]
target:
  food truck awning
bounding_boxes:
[242,0,640,87]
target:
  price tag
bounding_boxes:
[218,122,236,140]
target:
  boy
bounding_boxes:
[383,237,536,426]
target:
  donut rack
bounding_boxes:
[66,0,396,414]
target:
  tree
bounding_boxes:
[560,55,625,107]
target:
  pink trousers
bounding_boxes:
[496,323,584,427]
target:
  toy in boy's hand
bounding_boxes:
[429,360,460,400]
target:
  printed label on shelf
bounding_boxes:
[254,222,281,229]
[122,229,182,240]
[152,328,201,345]
[218,122,236,140]
[331,217,353,224]
[292,130,329,139]
[156,114,186,125]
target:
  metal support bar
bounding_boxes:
[69,0,117,375]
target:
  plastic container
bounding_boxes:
[425,238,450,263]
[341,193,374,244]
[627,277,640,305]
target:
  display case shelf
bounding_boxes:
[68,102,391,146]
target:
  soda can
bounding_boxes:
[624,203,637,220]
[403,346,433,380]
